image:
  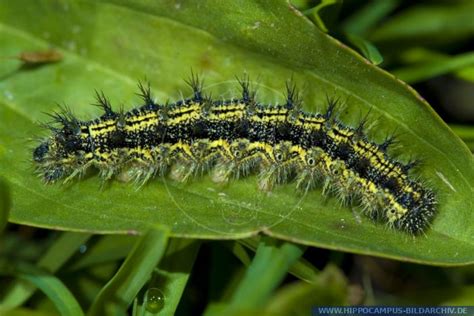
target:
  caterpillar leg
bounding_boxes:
[295,147,325,192]
[258,141,298,192]
[118,145,171,186]
[170,140,216,182]
[211,139,261,184]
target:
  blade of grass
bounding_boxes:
[0,178,10,233]
[221,237,305,312]
[264,265,348,314]
[238,237,319,283]
[18,270,84,316]
[69,235,136,271]
[450,125,474,142]
[456,66,474,82]
[224,241,252,266]
[442,285,474,305]
[370,2,474,47]
[140,238,201,316]
[396,48,474,83]
[303,0,341,33]
[1,232,92,309]
[342,0,399,36]
[393,51,474,84]
[450,125,474,152]
[0,307,53,316]
[88,226,169,316]
[0,263,84,316]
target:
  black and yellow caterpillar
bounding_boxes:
[33,75,436,234]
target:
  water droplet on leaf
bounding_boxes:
[145,287,165,313]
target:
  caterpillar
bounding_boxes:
[32,75,437,235]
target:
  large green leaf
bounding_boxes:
[0,0,473,265]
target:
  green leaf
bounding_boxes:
[345,33,383,65]
[88,227,169,315]
[1,263,84,316]
[0,0,473,265]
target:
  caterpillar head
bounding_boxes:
[392,185,437,234]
